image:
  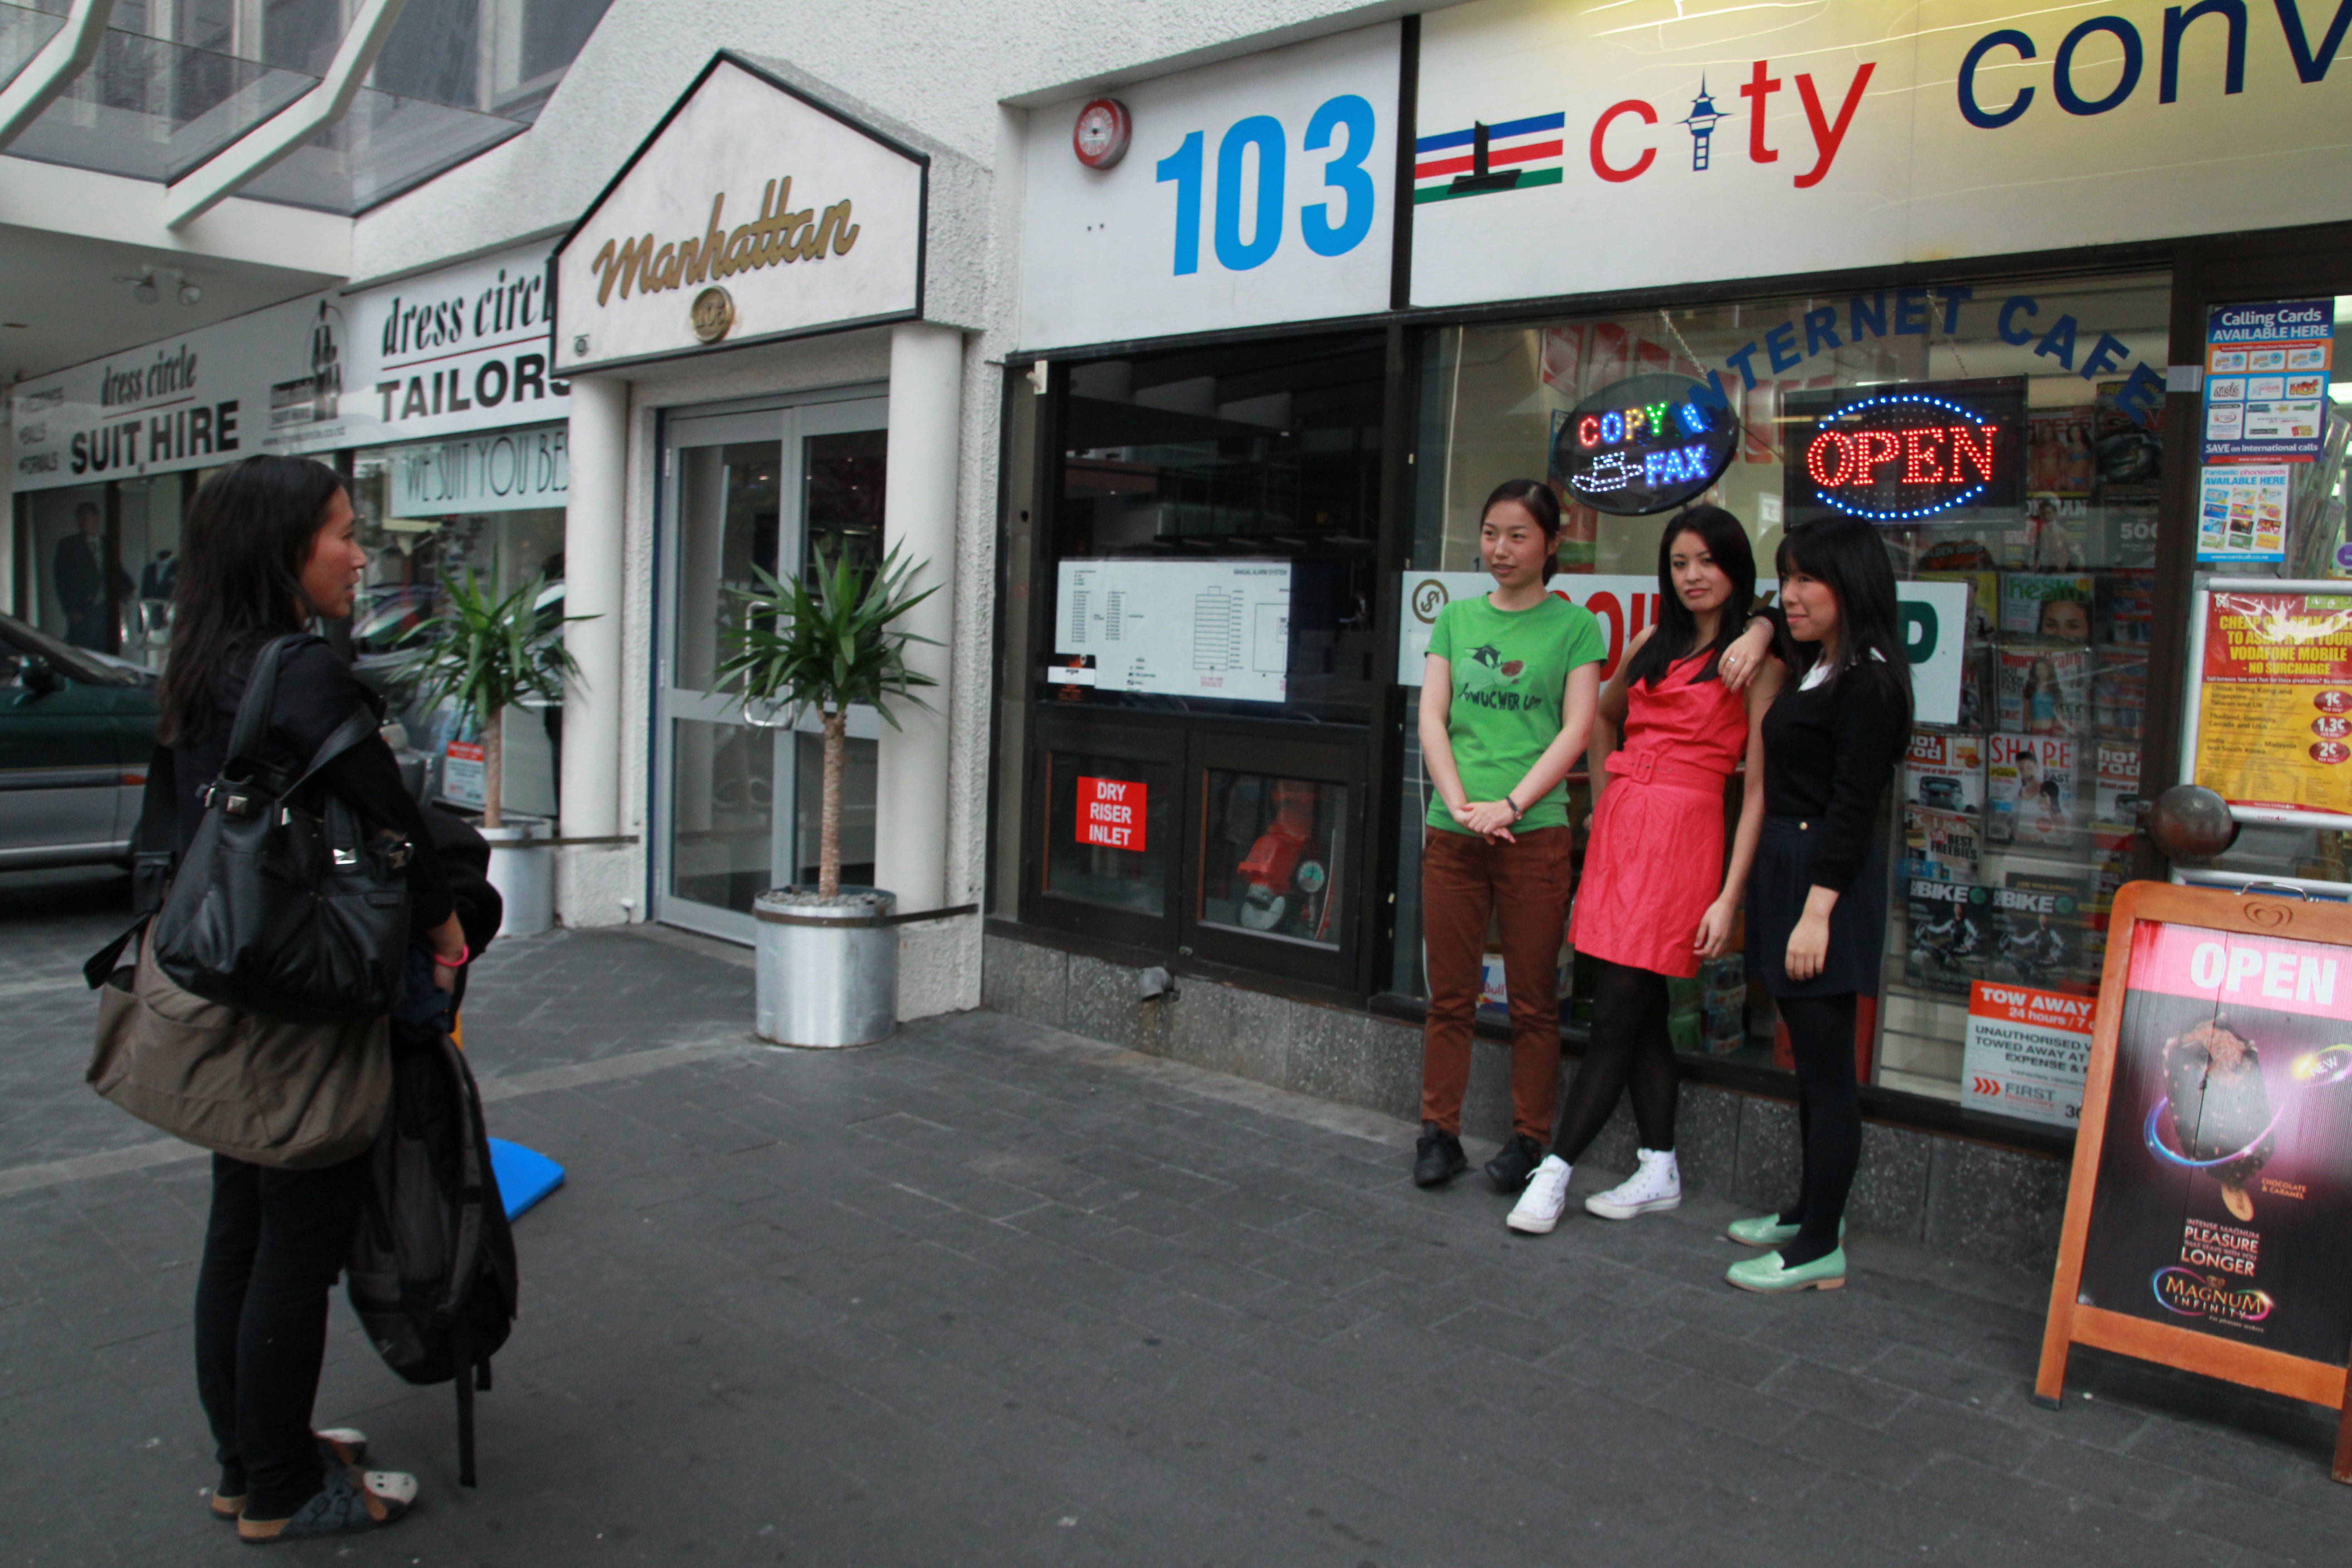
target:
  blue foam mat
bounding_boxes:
[487,1137,565,1221]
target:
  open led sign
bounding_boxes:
[1800,392,2005,523]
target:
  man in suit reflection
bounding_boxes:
[140,549,177,603]
[54,502,130,650]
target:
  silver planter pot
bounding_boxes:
[753,887,898,1048]
[481,821,553,936]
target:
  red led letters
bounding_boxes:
[1805,422,1997,490]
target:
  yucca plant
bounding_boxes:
[716,544,937,898]
[397,572,586,830]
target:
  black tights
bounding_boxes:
[1552,958,1678,1163]
[1777,993,1861,1267]
[194,1153,367,1517]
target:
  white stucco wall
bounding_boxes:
[351,0,1427,1017]
[351,0,1425,290]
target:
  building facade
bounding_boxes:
[9,0,2352,1268]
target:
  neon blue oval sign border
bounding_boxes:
[1802,391,2002,524]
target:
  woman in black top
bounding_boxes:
[1727,516,1911,1294]
[157,456,460,1542]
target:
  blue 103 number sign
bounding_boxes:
[1156,95,1378,275]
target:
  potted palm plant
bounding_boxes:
[398,572,584,936]
[718,544,936,1047]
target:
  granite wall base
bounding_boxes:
[982,930,2069,1275]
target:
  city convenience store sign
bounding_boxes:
[1413,0,2352,305]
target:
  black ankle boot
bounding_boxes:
[1413,1122,1468,1188]
[1485,1134,1546,1191]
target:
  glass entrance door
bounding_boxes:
[653,396,888,940]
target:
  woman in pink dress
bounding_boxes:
[1510,505,1783,1233]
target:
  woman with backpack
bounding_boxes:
[157,456,462,1541]
[1724,515,1911,1294]
[1507,506,1781,1234]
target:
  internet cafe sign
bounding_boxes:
[1413,0,2352,306]
[554,53,925,375]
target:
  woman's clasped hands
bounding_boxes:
[1452,798,1522,843]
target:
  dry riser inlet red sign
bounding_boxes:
[1076,776,1146,852]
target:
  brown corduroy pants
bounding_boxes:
[1418,824,1571,1142]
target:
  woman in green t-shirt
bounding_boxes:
[1413,480,1606,1191]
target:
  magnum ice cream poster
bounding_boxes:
[2077,921,2352,1364]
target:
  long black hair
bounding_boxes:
[1772,515,1913,723]
[156,455,348,746]
[1622,504,1757,689]
[1481,478,1563,583]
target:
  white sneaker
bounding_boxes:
[1584,1148,1681,1220]
[1506,1155,1573,1234]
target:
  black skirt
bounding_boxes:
[1746,815,1888,998]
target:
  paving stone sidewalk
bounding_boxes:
[1,877,2347,1566]
[0,869,750,1170]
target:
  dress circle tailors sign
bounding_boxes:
[9,293,334,489]
[277,242,571,456]
[2194,592,2352,817]
[2074,917,2352,1366]
[1076,777,1146,851]
[554,53,926,376]
[1551,373,1740,515]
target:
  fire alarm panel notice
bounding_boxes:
[1055,559,1293,704]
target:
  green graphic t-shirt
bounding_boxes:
[1426,592,1607,835]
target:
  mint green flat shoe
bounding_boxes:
[1725,1215,1845,1247]
[1726,1246,1847,1293]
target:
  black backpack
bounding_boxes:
[345,956,519,1488]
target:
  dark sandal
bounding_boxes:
[237,1465,416,1544]
[211,1431,371,1519]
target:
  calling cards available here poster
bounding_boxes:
[2077,922,2352,1363]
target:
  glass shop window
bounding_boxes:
[1043,750,1173,918]
[1197,772,1349,950]
[348,444,568,817]
[1047,332,1386,725]
[1399,270,2174,1124]
[17,475,190,667]
[2185,291,2352,892]
[803,427,887,582]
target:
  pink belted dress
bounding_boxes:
[1568,650,1749,978]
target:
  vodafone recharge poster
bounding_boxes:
[2076,921,2352,1364]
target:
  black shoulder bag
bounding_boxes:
[148,635,414,1021]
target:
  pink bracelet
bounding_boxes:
[432,944,470,970]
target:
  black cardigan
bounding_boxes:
[172,638,456,931]
[1759,660,1909,893]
